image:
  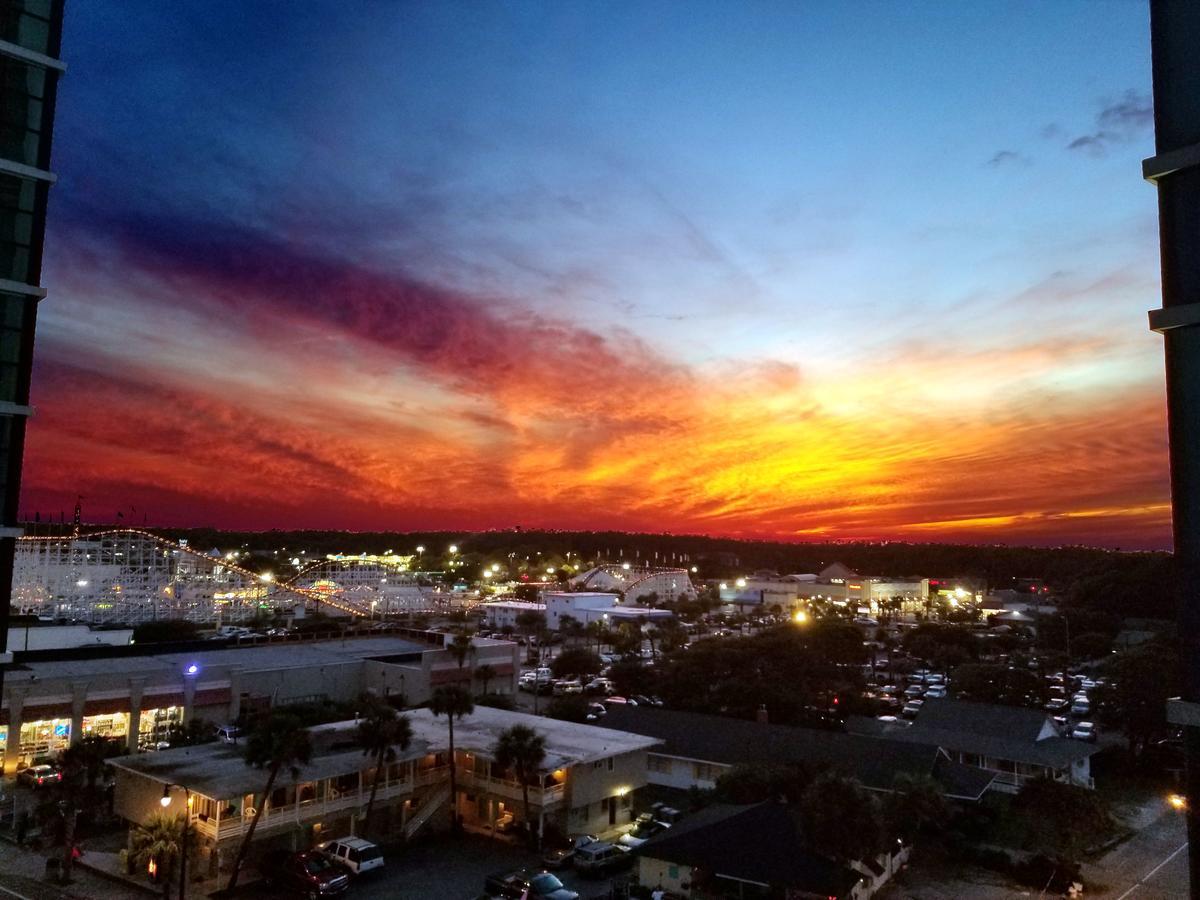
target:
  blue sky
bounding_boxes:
[21,1,1171,546]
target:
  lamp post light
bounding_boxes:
[160,783,192,898]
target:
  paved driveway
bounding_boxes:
[250,833,623,900]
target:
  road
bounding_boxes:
[1088,806,1187,899]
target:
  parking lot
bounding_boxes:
[249,833,628,900]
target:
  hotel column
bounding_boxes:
[3,686,25,774]
[126,678,145,753]
[69,681,88,745]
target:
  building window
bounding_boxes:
[607,757,615,772]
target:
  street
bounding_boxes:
[1088,805,1187,899]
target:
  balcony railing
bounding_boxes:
[456,768,565,807]
[190,774,429,841]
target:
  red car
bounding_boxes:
[260,849,350,898]
[17,764,61,788]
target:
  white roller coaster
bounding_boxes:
[12,529,369,625]
[285,553,434,617]
[572,564,697,605]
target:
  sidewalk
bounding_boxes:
[0,840,148,900]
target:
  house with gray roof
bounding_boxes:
[600,705,995,800]
[867,698,1101,792]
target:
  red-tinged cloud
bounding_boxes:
[19,210,1175,548]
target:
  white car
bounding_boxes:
[924,685,947,699]
[318,836,384,875]
[618,817,668,849]
[1071,722,1097,742]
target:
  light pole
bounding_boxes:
[160,783,192,899]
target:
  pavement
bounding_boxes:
[1085,804,1187,899]
[0,840,149,900]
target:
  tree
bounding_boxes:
[1094,640,1181,755]
[799,772,885,863]
[226,712,312,893]
[546,695,589,723]
[883,773,948,844]
[950,663,1046,708]
[550,648,602,680]
[448,631,474,672]
[493,724,547,846]
[129,812,184,900]
[357,698,412,837]
[713,763,814,804]
[1013,778,1112,862]
[474,663,497,696]
[430,686,474,834]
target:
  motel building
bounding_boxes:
[108,707,658,878]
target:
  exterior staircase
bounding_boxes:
[404,783,451,839]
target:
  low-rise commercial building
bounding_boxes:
[717,564,929,614]
[0,632,519,773]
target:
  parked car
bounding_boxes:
[260,849,350,898]
[585,702,607,721]
[901,700,924,718]
[904,685,924,699]
[924,685,947,699]
[1045,698,1069,712]
[585,678,614,694]
[604,696,636,706]
[484,868,579,899]
[541,834,599,869]
[573,841,631,875]
[618,817,668,849]
[17,764,61,788]
[317,836,384,876]
[1070,700,1091,717]
[1071,721,1098,742]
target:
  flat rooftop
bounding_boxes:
[109,724,434,799]
[403,707,659,771]
[3,636,447,684]
[111,707,659,796]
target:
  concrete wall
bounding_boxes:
[564,748,648,834]
[638,856,692,896]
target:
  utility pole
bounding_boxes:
[1147,2,1200,895]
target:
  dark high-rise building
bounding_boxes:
[0,1,64,694]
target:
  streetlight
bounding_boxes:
[448,544,458,554]
[160,783,193,898]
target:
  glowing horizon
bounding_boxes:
[20,2,1171,549]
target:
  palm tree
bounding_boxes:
[448,631,474,672]
[430,685,474,833]
[492,725,547,847]
[226,712,312,893]
[129,812,183,900]
[474,663,497,696]
[357,699,413,838]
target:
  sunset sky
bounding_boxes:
[23,1,1170,547]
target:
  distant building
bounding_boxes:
[481,599,544,631]
[717,563,928,613]
[542,592,673,631]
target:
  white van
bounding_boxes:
[573,841,627,875]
